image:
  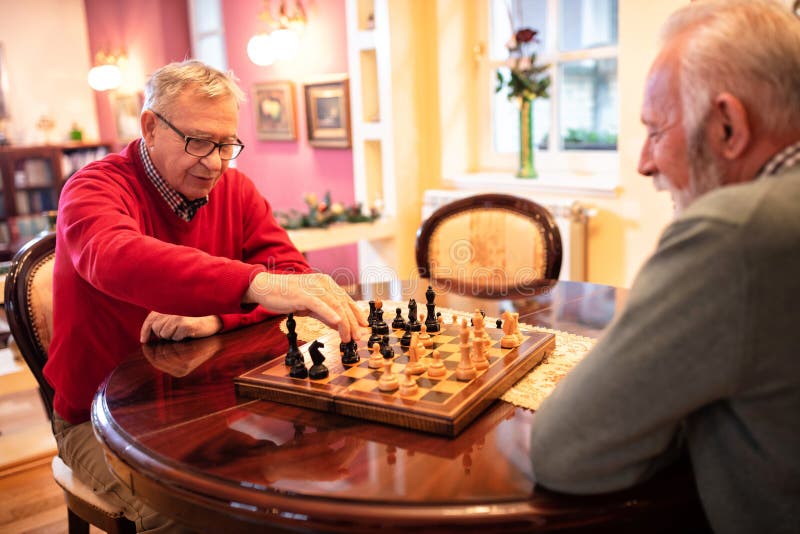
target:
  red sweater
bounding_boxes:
[45,140,310,424]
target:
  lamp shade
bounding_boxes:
[88,64,122,91]
[247,33,275,66]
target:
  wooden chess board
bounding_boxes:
[235,323,555,436]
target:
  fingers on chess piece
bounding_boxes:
[400,367,419,397]
[427,349,446,377]
[378,360,399,392]
[368,342,384,369]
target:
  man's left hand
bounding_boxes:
[140,312,223,342]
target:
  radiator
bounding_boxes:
[420,190,590,281]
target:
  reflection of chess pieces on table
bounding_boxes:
[391,307,406,330]
[462,446,473,475]
[418,322,433,348]
[368,342,384,369]
[399,367,419,397]
[378,360,399,391]
[501,310,520,348]
[427,349,446,377]
[456,326,477,381]
[405,333,426,375]
[471,337,489,370]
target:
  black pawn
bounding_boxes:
[496,319,503,329]
[285,313,302,366]
[380,335,394,359]
[341,340,359,365]
[308,340,329,379]
[368,324,383,348]
[391,307,406,330]
[400,324,413,348]
[374,306,389,335]
[290,358,308,379]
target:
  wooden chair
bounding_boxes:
[415,193,562,295]
[3,232,136,534]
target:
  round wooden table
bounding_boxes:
[92,280,709,533]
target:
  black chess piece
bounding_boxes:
[367,300,377,328]
[391,307,406,330]
[373,304,389,335]
[496,319,503,329]
[380,335,394,359]
[290,357,308,379]
[368,324,383,348]
[425,285,440,333]
[341,339,359,365]
[308,340,329,379]
[284,313,302,366]
[407,299,420,332]
[400,324,412,348]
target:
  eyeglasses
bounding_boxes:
[152,111,245,160]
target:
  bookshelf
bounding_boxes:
[0,142,110,258]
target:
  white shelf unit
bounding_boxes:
[346,0,399,282]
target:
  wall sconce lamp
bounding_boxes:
[88,50,126,91]
[247,0,307,66]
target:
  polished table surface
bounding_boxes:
[91,280,708,533]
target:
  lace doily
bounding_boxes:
[280,300,596,411]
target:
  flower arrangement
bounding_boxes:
[495,27,551,101]
[274,191,382,229]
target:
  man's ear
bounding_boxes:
[711,93,750,159]
[140,110,157,147]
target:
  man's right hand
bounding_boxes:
[244,272,366,342]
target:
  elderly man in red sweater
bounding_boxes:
[44,60,365,532]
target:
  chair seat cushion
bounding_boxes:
[51,455,127,517]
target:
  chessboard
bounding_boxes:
[235,316,555,437]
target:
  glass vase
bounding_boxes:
[517,97,538,178]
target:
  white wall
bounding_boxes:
[0,0,99,144]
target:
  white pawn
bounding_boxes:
[368,342,384,369]
[399,367,419,397]
[418,323,433,348]
[378,360,399,392]
[427,349,446,378]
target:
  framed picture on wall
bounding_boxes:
[253,81,297,141]
[113,92,143,143]
[303,75,351,149]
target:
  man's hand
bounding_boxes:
[244,272,366,342]
[140,312,223,343]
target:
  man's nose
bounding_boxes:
[637,140,656,177]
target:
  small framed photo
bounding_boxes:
[253,81,297,141]
[113,92,143,143]
[303,76,351,148]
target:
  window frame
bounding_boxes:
[476,0,620,178]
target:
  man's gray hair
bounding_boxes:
[143,60,246,114]
[662,0,800,137]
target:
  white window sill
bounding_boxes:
[444,171,619,198]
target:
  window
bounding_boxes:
[188,0,228,71]
[479,0,618,177]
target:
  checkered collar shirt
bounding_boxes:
[138,139,209,222]
[760,139,800,178]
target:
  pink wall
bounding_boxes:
[84,0,191,148]
[83,0,358,276]
[222,0,357,276]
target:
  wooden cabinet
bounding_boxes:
[0,143,110,258]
